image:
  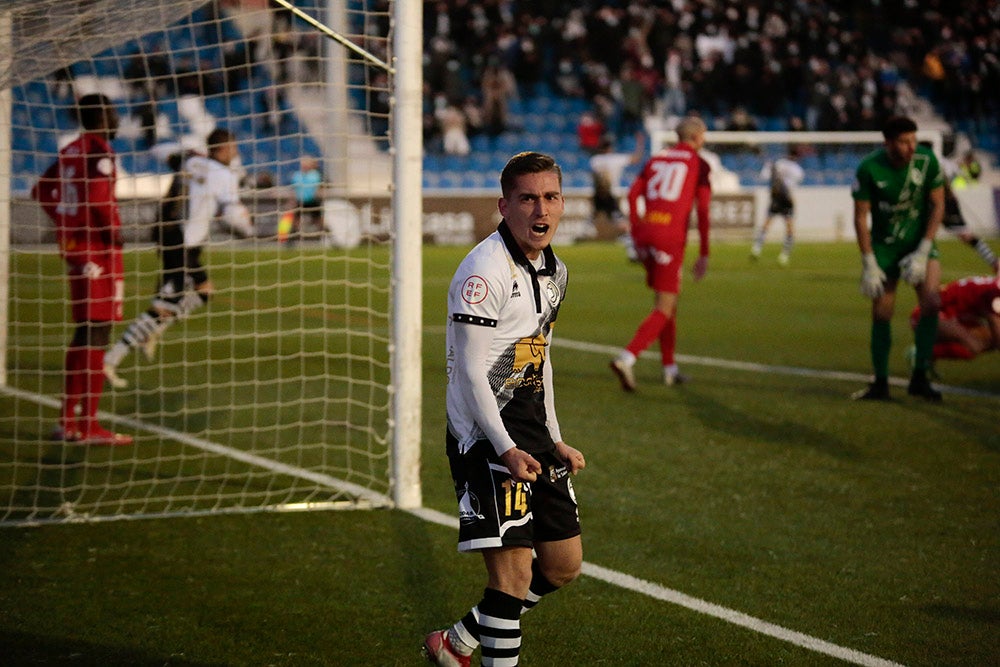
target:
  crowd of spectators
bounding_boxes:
[421,0,1000,155]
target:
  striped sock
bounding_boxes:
[478,588,522,667]
[521,559,559,615]
[971,237,998,270]
[782,234,794,256]
[121,311,168,348]
[448,607,479,656]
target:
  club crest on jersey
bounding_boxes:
[511,280,521,298]
[545,280,561,306]
[461,275,488,304]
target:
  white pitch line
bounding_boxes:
[3,380,908,664]
[407,507,905,667]
[556,337,1000,399]
[8,335,981,664]
[0,385,394,511]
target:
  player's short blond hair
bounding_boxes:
[676,116,707,144]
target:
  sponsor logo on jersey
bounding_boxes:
[505,335,547,392]
[647,210,674,225]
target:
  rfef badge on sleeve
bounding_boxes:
[461,275,488,305]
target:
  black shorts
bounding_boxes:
[942,194,966,232]
[768,192,794,217]
[158,244,207,301]
[447,432,581,553]
[593,192,620,217]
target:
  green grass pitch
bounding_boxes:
[1,238,997,666]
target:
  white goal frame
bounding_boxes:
[0,1,422,524]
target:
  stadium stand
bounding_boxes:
[9,3,322,195]
[418,1,998,188]
[8,1,998,193]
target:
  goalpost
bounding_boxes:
[0,0,422,525]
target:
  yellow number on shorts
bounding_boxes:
[501,480,528,518]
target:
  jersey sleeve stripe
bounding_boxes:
[452,313,498,327]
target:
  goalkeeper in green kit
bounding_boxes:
[851,115,945,402]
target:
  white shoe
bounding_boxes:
[750,243,762,260]
[103,364,128,389]
[141,331,161,361]
[664,368,688,386]
[777,251,789,266]
[610,358,637,392]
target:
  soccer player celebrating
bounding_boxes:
[32,93,132,445]
[103,128,253,387]
[851,115,946,402]
[610,115,711,390]
[909,275,1000,363]
[424,152,586,667]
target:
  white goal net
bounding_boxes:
[0,0,423,525]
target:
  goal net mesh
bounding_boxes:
[0,0,399,525]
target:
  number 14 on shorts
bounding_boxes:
[501,479,528,518]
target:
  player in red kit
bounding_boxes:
[610,116,711,390]
[32,93,133,445]
[909,275,1000,364]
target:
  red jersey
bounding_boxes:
[627,142,712,256]
[33,132,123,274]
[938,276,1000,323]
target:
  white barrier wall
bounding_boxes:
[751,184,999,242]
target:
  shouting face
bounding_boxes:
[497,170,564,260]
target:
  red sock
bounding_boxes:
[62,347,87,428]
[626,310,668,358]
[933,341,975,360]
[82,347,107,432]
[659,316,677,366]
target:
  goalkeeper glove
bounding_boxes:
[899,239,933,286]
[860,252,887,298]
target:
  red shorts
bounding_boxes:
[634,235,687,293]
[68,264,124,322]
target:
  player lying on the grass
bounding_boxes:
[909,274,1000,364]
[103,128,253,388]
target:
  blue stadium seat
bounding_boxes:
[469,133,491,153]
[566,171,590,189]
[522,114,547,134]
[470,152,493,173]
[423,171,442,189]
[438,171,462,188]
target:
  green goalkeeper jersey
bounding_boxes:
[852,145,944,250]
